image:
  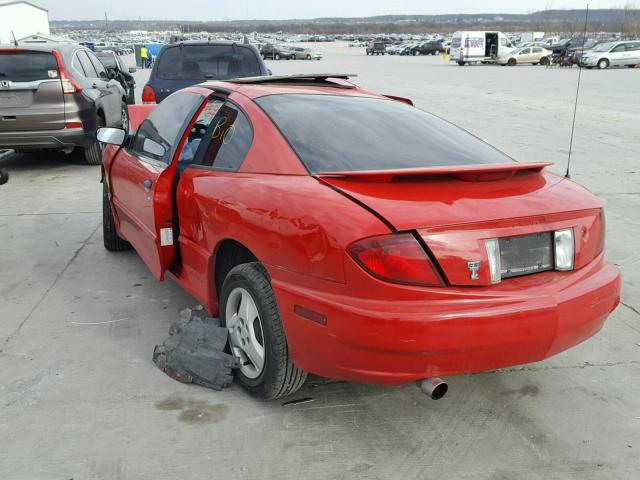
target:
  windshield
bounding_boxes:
[592,42,613,52]
[256,94,513,173]
[157,45,262,81]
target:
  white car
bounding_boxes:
[581,41,640,69]
[497,46,552,66]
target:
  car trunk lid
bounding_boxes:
[317,163,604,286]
[0,49,66,132]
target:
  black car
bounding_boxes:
[366,41,387,55]
[551,38,588,56]
[96,50,136,104]
[142,41,269,104]
[260,44,294,60]
[410,41,445,56]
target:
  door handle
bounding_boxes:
[143,179,152,190]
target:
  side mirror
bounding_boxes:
[143,138,166,157]
[129,66,137,73]
[97,127,126,146]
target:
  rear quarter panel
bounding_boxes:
[174,170,390,315]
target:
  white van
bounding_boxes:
[450,31,516,65]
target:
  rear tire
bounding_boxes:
[127,88,135,105]
[102,182,131,251]
[306,54,311,60]
[220,263,307,400]
[457,60,465,66]
[540,56,549,66]
[275,53,280,60]
[81,115,104,165]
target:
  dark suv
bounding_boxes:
[142,41,268,103]
[366,42,387,55]
[0,44,129,164]
[411,41,445,56]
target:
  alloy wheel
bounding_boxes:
[225,287,265,379]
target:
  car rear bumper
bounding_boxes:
[0,127,93,150]
[271,254,621,385]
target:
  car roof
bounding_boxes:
[0,43,83,53]
[197,74,387,100]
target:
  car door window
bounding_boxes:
[194,102,253,171]
[86,51,108,79]
[130,91,204,165]
[177,98,225,166]
[611,44,626,53]
[533,48,543,53]
[76,51,97,78]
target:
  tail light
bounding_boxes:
[52,49,82,94]
[348,233,443,287]
[142,84,156,104]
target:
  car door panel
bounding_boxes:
[108,90,207,280]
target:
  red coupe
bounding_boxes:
[98,74,620,400]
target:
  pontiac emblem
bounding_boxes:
[467,261,481,280]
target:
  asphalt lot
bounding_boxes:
[1,43,639,479]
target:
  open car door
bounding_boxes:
[108,91,208,280]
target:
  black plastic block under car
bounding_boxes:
[153,307,240,390]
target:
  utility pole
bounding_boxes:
[105,12,109,32]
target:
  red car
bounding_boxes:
[98,74,621,400]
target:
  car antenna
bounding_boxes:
[11,30,18,47]
[565,3,590,179]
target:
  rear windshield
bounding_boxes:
[0,51,58,82]
[256,94,514,173]
[157,45,262,81]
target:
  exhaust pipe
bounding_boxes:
[418,377,448,400]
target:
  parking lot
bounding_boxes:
[1,42,639,479]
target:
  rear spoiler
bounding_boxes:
[315,162,552,183]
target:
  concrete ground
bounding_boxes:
[1,43,639,480]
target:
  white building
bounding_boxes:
[0,1,49,45]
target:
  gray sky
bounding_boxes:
[36,0,618,21]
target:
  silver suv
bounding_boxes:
[0,44,129,164]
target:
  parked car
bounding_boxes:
[289,47,322,60]
[0,44,129,164]
[98,73,620,400]
[96,50,137,104]
[260,44,294,60]
[410,41,445,56]
[141,41,268,104]
[550,37,587,56]
[366,41,386,55]
[581,41,640,69]
[496,46,552,65]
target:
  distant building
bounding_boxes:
[18,32,72,44]
[0,1,49,45]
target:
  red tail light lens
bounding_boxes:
[52,49,82,94]
[348,233,443,287]
[141,84,156,104]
